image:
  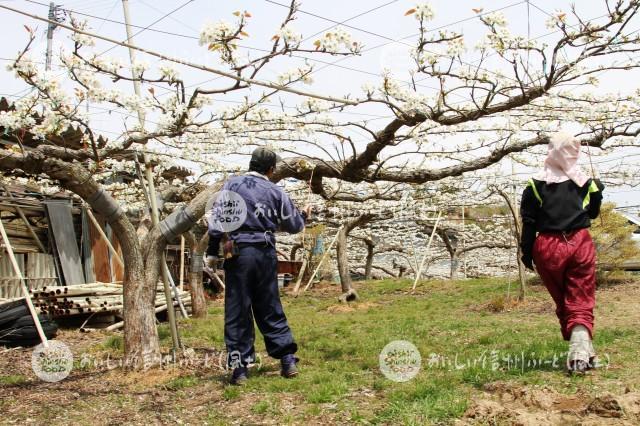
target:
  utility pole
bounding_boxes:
[120,0,182,355]
[121,0,145,125]
[45,3,64,70]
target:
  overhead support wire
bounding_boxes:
[1,4,359,105]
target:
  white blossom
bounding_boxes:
[316,27,360,54]
[159,64,180,82]
[131,60,149,78]
[278,24,302,47]
[414,3,435,21]
[199,20,235,45]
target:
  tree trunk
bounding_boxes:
[15,157,161,367]
[450,251,458,280]
[189,266,207,318]
[0,146,228,367]
[127,245,161,368]
[290,242,303,261]
[364,240,375,281]
[514,243,527,301]
[185,232,207,318]
[495,188,526,301]
[336,226,358,302]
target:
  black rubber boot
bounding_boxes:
[280,354,299,378]
[230,366,248,385]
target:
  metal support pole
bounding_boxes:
[121,0,145,126]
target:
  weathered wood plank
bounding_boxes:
[88,213,112,283]
[45,201,85,285]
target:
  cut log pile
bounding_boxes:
[28,282,192,318]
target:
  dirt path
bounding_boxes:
[461,381,640,425]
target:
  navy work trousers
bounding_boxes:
[223,244,297,367]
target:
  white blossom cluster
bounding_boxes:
[278,24,302,47]
[1,57,84,139]
[199,20,236,46]
[277,64,314,85]
[69,18,95,47]
[199,18,244,65]
[315,27,360,54]
[131,60,149,78]
[378,76,433,113]
[476,12,540,54]
[6,54,37,77]
[88,55,124,74]
[159,64,180,82]
[413,3,435,21]
[446,36,466,56]
[545,11,567,29]
[0,87,45,131]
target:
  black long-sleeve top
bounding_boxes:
[519,178,603,260]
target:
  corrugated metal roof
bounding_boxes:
[620,212,640,226]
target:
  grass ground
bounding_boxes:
[1,276,639,425]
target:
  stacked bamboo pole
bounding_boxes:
[27,282,191,319]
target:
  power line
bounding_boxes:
[9,0,197,99]
[16,0,535,113]
[93,0,197,57]
[16,0,436,97]
[300,0,400,43]
[266,0,527,84]
[94,0,120,33]
[19,0,522,100]
[265,0,404,43]
[24,0,197,40]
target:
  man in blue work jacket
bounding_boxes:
[206,147,310,385]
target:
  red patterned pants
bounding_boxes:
[532,228,596,341]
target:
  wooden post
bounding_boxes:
[163,261,189,318]
[210,270,225,290]
[291,256,308,296]
[85,208,124,268]
[302,226,342,293]
[0,216,49,347]
[412,211,442,291]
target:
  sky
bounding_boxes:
[0,0,639,209]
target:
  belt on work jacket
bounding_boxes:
[229,230,275,247]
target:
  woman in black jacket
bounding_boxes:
[520,131,604,375]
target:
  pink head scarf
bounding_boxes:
[534,131,589,187]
